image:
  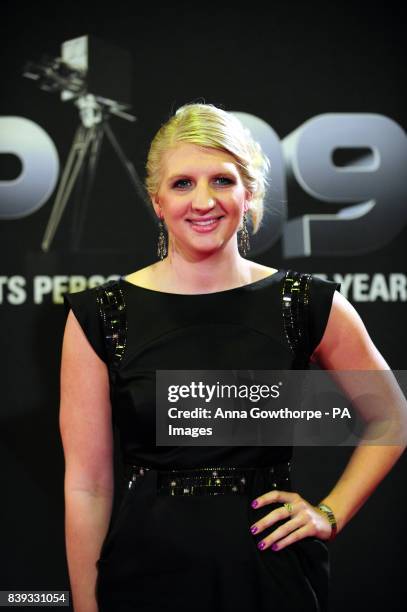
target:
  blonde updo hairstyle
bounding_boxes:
[145,103,271,234]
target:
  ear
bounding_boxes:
[244,189,254,211]
[244,191,253,214]
[151,195,161,218]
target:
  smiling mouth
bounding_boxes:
[187,216,224,225]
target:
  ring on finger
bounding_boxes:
[284,502,293,514]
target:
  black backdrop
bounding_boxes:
[1,2,406,610]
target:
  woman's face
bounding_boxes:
[152,142,252,258]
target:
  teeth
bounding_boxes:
[191,218,220,226]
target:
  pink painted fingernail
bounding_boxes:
[250,525,258,534]
[271,543,279,551]
[251,500,259,508]
[258,541,266,550]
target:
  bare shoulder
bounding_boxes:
[247,262,280,281]
[124,263,158,286]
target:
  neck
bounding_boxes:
[154,239,252,293]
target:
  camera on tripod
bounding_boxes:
[24,35,133,121]
[23,35,150,251]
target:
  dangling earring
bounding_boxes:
[238,211,250,256]
[157,216,167,260]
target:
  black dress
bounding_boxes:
[63,268,341,612]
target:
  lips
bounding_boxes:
[187,216,224,225]
[187,216,224,233]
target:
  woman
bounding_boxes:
[60,103,406,612]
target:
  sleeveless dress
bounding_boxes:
[63,268,341,612]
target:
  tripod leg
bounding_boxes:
[103,122,153,216]
[41,125,95,251]
[71,124,105,251]
[42,124,86,251]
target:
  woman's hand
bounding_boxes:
[250,490,333,551]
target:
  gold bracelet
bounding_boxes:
[316,503,337,541]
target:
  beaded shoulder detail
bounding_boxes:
[281,270,312,367]
[95,279,128,373]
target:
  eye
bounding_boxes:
[215,177,233,186]
[172,177,234,189]
[173,179,191,189]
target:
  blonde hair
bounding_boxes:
[145,103,271,234]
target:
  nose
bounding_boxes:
[191,183,216,211]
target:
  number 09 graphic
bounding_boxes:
[1,113,406,257]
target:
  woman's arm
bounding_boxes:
[59,310,114,612]
[310,291,407,534]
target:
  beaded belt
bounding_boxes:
[124,462,291,496]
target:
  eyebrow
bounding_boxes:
[166,169,238,184]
